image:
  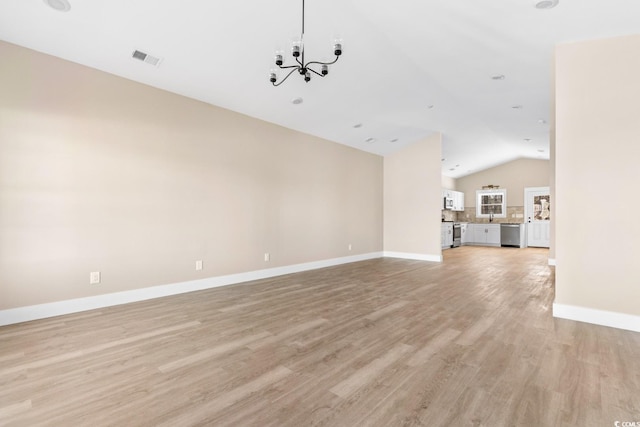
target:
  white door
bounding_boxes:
[524,187,550,248]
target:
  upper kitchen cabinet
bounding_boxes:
[443,189,465,211]
[452,191,465,211]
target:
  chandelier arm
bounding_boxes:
[307,67,326,78]
[278,64,300,70]
[272,68,299,87]
[305,56,340,68]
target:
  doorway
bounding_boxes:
[524,187,550,248]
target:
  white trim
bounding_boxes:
[0,252,383,327]
[383,251,442,263]
[548,258,556,266]
[553,303,640,333]
[476,188,507,219]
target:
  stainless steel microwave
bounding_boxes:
[444,197,453,209]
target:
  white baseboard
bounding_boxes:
[383,251,442,263]
[548,258,556,266]
[553,303,640,333]
[0,252,384,327]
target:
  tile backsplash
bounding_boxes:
[441,210,457,222]
[442,206,525,223]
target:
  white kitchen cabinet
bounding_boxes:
[442,189,464,211]
[472,225,486,243]
[470,224,500,246]
[441,223,453,249]
[452,191,465,211]
[486,225,500,245]
[460,223,470,245]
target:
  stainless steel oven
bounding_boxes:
[452,223,461,247]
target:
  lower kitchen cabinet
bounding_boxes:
[460,223,470,245]
[441,223,453,249]
[486,225,500,245]
[469,224,500,246]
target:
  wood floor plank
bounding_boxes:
[406,328,461,367]
[0,321,201,377]
[329,342,413,399]
[246,318,329,350]
[157,366,293,426]
[2,247,640,426]
[0,399,32,420]
[157,330,272,373]
[363,301,409,321]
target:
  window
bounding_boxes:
[476,189,507,218]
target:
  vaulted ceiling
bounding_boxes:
[2,0,640,177]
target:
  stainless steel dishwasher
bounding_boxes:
[500,223,521,247]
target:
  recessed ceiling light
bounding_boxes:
[292,97,303,105]
[491,75,505,80]
[512,105,523,109]
[524,138,532,142]
[455,164,460,167]
[427,105,434,109]
[441,158,445,162]
[535,0,559,10]
[538,119,547,124]
[390,138,399,143]
[537,149,545,153]
[365,137,376,143]
[353,123,363,128]
[43,0,71,12]
[449,168,455,171]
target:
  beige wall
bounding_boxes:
[456,158,550,208]
[555,34,640,316]
[383,134,442,258]
[0,41,383,309]
[441,175,456,190]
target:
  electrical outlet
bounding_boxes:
[195,260,203,271]
[264,253,270,262]
[89,271,101,285]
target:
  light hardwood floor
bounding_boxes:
[1,247,639,426]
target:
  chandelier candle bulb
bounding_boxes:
[334,43,342,56]
[275,54,283,66]
[292,44,301,58]
[321,64,328,75]
[270,72,277,83]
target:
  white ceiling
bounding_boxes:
[2,0,640,178]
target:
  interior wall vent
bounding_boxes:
[131,50,162,67]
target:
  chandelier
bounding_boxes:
[270,0,342,86]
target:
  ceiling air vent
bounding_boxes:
[131,50,162,67]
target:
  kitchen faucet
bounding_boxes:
[489,213,494,223]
